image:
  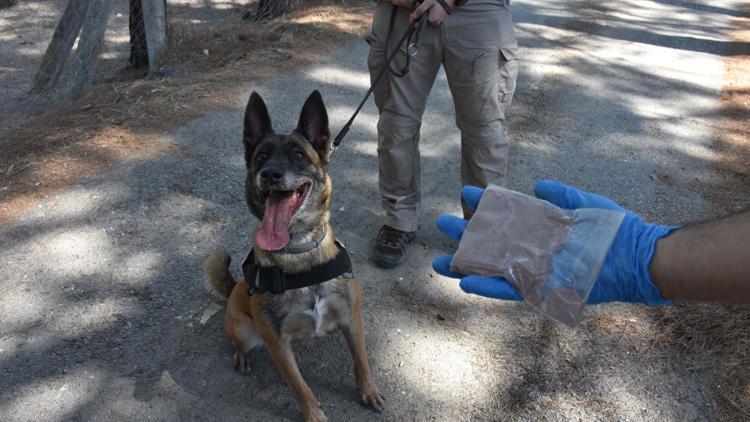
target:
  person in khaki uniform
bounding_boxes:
[367,0,519,268]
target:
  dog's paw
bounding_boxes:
[232,351,252,374]
[359,382,385,412]
[303,407,327,422]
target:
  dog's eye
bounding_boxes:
[294,151,305,160]
[256,152,268,162]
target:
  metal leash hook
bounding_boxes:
[408,18,427,56]
[407,5,427,57]
[389,2,426,77]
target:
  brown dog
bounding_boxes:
[205,91,384,421]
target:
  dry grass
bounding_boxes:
[0,0,372,224]
[655,304,750,420]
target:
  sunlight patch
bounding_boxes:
[0,289,48,327]
[1,366,104,422]
[53,298,135,339]
[307,66,370,89]
[112,251,163,282]
[42,228,113,277]
[391,327,496,402]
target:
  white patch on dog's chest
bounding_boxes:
[303,294,329,336]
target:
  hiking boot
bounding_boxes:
[373,225,416,269]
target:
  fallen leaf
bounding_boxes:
[199,303,222,325]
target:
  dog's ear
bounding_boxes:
[295,90,331,156]
[243,92,273,153]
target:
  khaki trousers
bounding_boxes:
[367,3,519,231]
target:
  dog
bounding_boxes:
[204,91,384,422]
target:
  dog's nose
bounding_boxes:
[260,167,284,182]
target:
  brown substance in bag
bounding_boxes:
[450,184,572,294]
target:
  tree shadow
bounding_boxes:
[653,0,750,19]
[514,0,750,57]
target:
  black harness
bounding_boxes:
[242,240,353,296]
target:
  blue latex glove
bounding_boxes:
[432,181,677,305]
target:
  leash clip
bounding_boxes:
[407,13,427,57]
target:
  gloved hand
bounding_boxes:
[432,181,677,305]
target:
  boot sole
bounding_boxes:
[372,254,404,269]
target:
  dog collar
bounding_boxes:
[281,228,327,254]
[242,240,353,296]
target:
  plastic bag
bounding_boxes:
[450,184,625,327]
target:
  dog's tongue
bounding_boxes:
[256,191,299,251]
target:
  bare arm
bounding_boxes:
[650,210,750,303]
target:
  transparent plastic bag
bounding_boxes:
[450,184,625,327]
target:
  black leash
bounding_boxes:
[331,8,426,156]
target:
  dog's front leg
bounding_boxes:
[254,317,325,422]
[341,280,385,412]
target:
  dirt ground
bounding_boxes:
[1,0,750,421]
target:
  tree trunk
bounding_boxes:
[69,0,114,98]
[142,0,167,72]
[31,0,91,93]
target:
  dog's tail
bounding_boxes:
[204,247,236,299]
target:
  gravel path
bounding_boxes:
[1,1,747,420]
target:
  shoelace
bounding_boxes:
[378,227,408,248]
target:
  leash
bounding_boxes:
[330,7,426,156]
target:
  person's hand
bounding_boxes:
[432,181,677,305]
[410,0,454,25]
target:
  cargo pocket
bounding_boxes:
[446,45,498,95]
[363,30,378,46]
[498,46,519,109]
[366,30,391,109]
